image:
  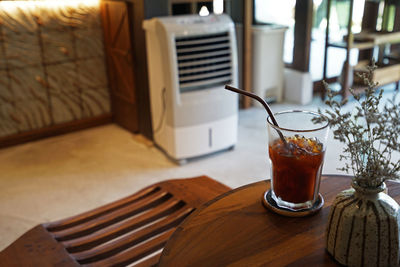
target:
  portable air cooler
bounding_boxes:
[143,14,238,162]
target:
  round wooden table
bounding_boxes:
[159,175,400,266]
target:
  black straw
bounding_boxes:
[225,85,286,144]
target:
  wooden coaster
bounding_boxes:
[262,190,324,217]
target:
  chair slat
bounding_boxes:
[63,198,182,252]
[132,252,162,267]
[0,176,231,267]
[87,228,175,267]
[45,186,160,231]
[52,190,171,241]
[72,206,193,264]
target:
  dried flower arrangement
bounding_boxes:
[314,62,400,188]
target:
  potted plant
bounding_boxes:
[314,62,400,267]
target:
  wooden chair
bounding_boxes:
[0,176,230,266]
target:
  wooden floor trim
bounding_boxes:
[0,114,112,149]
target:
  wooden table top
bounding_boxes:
[159,175,400,266]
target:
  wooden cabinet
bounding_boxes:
[0,2,112,148]
[101,1,139,133]
[100,0,153,139]
[0,0,154,148]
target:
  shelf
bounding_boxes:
[353,60,400,86]
[354,31,400,46]
[329,31,400,51]
[328,40,375,50]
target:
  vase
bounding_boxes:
[326,181,400,267]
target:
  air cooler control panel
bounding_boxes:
[176,15,221,25]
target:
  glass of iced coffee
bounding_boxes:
[267,110,329,211]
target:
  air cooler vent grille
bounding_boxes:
[175,32,232,92]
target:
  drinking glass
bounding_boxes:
[267,110,329,211]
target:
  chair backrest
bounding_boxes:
[0,176,230,267]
